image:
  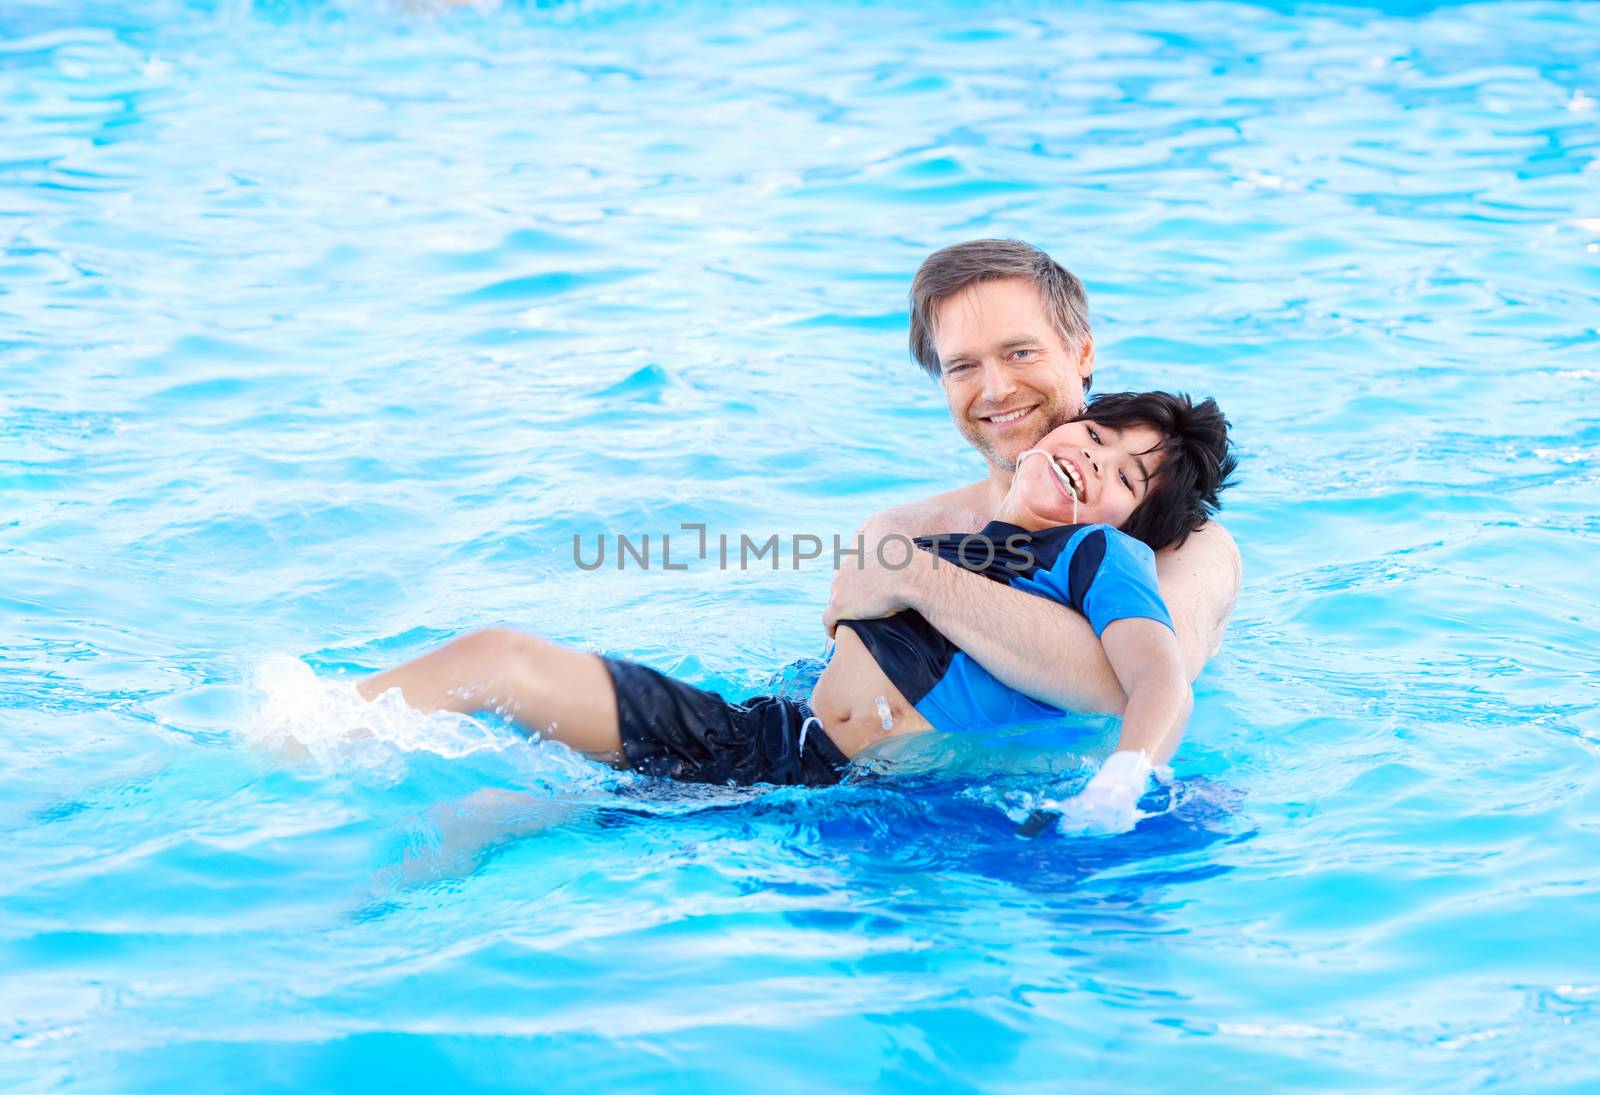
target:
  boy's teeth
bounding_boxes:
[1047,456,1084,502]
[1053,458,1085,501]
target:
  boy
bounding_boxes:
[360,391,1236,834]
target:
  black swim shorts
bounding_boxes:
[602,657,849,787]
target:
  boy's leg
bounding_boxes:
[358,628,624,761]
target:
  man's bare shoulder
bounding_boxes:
[1154,520,1242,662]
[859,482,991,540]
[1155,520,1241,589]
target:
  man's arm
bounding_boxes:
[900,550,1129,713]
[823,511,1241,715]
[826,509,1127,713]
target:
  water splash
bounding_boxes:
[247,653,516,779]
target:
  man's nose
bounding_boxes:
[977,360,1016,404]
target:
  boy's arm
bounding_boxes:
[1036,619,1190,837]
[1099,618,1191,763]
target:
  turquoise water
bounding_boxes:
[4,0,1599,1088]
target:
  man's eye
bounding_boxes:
[1011,349,1033,361]
[943,363,973,376]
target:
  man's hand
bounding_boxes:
[822,544,933,637]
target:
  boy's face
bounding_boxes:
[1008,419,1165,529]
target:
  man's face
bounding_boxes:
[931,277,1093,472]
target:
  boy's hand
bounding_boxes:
[1021,750,1153,837]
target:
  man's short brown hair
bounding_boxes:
[908,239,1092,387]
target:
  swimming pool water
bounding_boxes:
[3,0,1598,1089]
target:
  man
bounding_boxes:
[823,239,1241,716]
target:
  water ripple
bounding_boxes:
[2,0,1599,1089]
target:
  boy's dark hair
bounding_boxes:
[1069,391,1236,551]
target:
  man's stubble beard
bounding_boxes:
[951,374,1086,476]
[958,417,1044,475]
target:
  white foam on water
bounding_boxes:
[247,654,516,778]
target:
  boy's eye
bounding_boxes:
[1087,427,1101,443]
[1120,472,1133,492]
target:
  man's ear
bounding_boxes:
[1078,337,1096,387]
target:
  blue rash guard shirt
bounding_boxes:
[845,520,1173,733]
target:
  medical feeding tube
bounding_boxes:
[1017,448,1079,524]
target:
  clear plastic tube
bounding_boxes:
[1017,448,1078,524]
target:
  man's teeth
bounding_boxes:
[987,408,1031,424]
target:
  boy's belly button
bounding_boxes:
[810,692,926,759]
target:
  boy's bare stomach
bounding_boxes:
[806,624,932,759]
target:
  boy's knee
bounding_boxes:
[460,627,543,667]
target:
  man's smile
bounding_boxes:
[978,406,1037,427]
